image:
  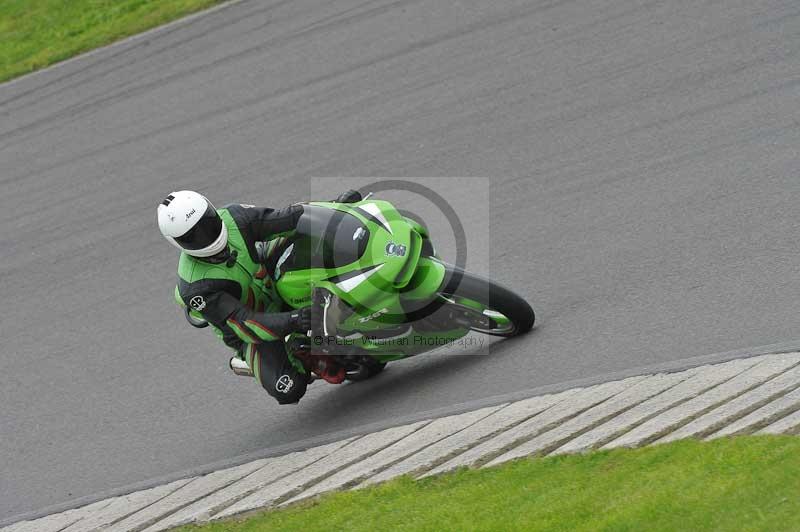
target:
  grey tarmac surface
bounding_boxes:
[7,352,800,531]
[2,0,800,523]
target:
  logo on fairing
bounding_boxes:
[276,374,294,393]
[189,295,206,311]
[358,307,389,323]
[385,242,406,257]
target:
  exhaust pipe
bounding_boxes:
[229,357,253,377]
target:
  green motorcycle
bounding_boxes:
[270,197,535,382]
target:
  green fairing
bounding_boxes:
[275,201,444,310]
[274,201,473,360]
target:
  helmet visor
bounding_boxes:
[174,203,223,251]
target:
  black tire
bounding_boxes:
[344,358,387,382]
[441,265,535,337]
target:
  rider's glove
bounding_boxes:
[289,307,313,335]
[334,190,362,203]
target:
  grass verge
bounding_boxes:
[0,0,228,83]
[178,435,800,531]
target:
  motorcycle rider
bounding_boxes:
[157,189,360,405]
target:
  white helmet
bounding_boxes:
[157,190,228,257]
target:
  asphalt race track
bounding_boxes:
[2,0,800,522]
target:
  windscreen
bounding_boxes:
[277,205,369,272]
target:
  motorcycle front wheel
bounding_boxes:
[438,265,535,337]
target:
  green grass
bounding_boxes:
[179,435,800,532]
[0,0,227,83]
